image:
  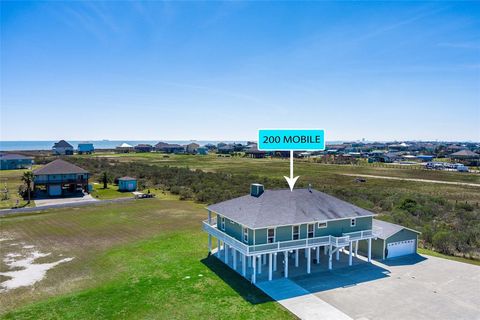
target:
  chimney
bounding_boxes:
[250,183,264,197]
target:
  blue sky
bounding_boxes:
[1,1,479,141]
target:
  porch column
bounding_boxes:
[336,248,340,261]
[252,256,257,284]
[304,248,308,258]
[328,244,333,270]
[284,251,289,278]
[258,254,262,274]
[355,240,359,257]
[242,254,247,277]
[349,241,353,266]
[263,254,266,265]
[316,246,320,263]
[217,239,221,257]
[233,249,237,270]
[208,235,212,253]
[268,253,273,281]
[225,244,229,264]
[368,238,372,262]
[273,253,277,271]
[324,245,328,255]
[295,249,299,267]
[307,248,311,274]
[248,255,252,267]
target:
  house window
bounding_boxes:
[318,222,327,228]
[267,228,275,243]
[350,218,356,227]
[221,217,225,230]
[292,225,300,240]
[243,227,248,243]
[308,224,314,238]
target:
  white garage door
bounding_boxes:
[49,184,62,196]
[387,239,416,258]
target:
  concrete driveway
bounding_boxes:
[34,194,98,207]
[257,254,480,320]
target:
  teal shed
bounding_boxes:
[118,176,137,191]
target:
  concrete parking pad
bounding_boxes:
[257,254,480,320]
[34,194,98,207]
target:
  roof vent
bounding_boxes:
[250,183,264,197]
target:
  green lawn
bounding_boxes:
[90,183,129,200]
[91,152,480,184]
[0,199,294,319]
[0,169,36,209]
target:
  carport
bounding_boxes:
[359,219,421,260]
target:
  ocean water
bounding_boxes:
[0,140,248,151]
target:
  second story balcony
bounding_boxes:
[203,218,381,256]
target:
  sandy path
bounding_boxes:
[340,173,480,187]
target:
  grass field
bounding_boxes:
[418,248,480,266]
[0,169,35,210]
[92,153,480,184]
[0,199,294,319]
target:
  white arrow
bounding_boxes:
[284,150,299,191]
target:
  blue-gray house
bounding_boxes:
[0,154,34,170]
[202,184,417,284]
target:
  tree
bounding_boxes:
[21,171,34,204]
[101,172,108,189]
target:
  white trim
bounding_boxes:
[292,225,300,240]
[243,226,249,244]
[350,218,356,227]
[307,223,314,238]
[221,216,226,230]
[318,221,327,229]
[267,227,276,243]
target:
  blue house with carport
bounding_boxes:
[0,154,34,170]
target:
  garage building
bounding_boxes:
[359,219,421,260]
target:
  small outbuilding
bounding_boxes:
[118,176,137,191]
[359,219,421,260]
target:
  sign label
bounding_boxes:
[258,129,325,151]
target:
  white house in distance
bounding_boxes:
[52,140,74,155]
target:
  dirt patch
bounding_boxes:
[0,245,74,292]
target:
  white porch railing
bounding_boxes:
[203,219,380,256]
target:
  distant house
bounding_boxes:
[197,147,209,155]
[52,140,74,155]
[78,142,94,154]
[185,143,200,154]
[204,143,216,150]
[449,149,480,166]
[217,142,227,149]
[134,144,153,153]
[245,146,267,158]
[33,159,89,197]
[155,142,185,154]
[116,143,134,153]
[217,145,234,154]
[0,154,34,170]
[449,149,479,159]
[118,176,137,191]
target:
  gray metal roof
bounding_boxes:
[33,159,88,175]
[53,140,73,148]
[208,188,376,229]
[373,219,421,240]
